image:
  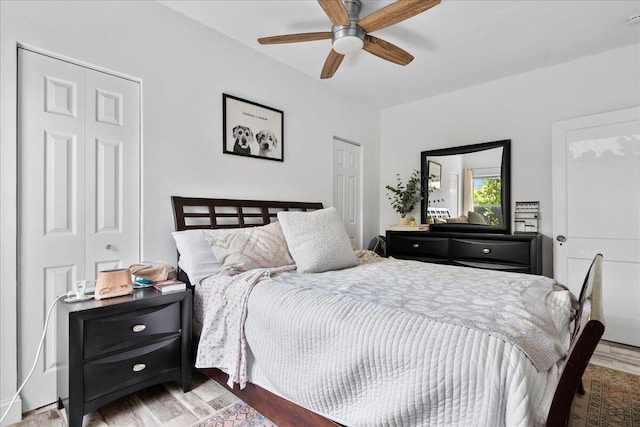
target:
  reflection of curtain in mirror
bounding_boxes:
[463,168,474,216]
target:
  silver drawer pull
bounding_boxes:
[132,324,146,333]
[482,248,491,254]
[132,363,146,372]
[412,244,420,248]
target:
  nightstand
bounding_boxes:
[56,288,192,427]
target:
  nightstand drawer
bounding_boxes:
[450,239,530,266]
[389,234,449,259]
[83,337,181,402]
[84,302,181,359]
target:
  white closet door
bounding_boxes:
[85,69,140,276]
[333,138,362,249]
[18,49,87,411]
[18,49,140,411]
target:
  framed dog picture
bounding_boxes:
[223,93,284,162]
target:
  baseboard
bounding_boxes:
[1,395,22,427]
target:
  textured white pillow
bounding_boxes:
[171,228,246,284]
[277,207,357,273]
[207,222,294,273]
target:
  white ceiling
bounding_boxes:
[160,0,640,108]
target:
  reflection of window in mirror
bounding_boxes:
[472,169,502,226]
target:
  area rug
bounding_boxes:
[191,401,276,427]
[570,363,640,426]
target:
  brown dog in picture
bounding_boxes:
[232,125,254,155]
[256,130,278,157]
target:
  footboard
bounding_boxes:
[546,254,605,426]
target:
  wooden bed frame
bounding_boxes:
[171,196,605,427]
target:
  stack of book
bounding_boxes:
[152,278,186,293]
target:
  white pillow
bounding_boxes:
[277,207,357,273]
[171,228,246,284]
[467,210,487,225]
[207,222,294,273]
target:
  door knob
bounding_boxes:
[556,235,567,243]
[105,244,112,250]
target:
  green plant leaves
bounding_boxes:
[385,170,422,217]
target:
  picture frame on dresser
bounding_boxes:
[222,93,284,162]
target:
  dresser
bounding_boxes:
[57,288,192,427]
[386,231,542,274]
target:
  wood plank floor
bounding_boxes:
[10,371,240,427]
[591,340,640,375]
[11,342,640,427]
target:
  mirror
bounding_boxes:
[420,140,511,234]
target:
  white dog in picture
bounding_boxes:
[256,130,278,158]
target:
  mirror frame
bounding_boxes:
[420,139,511,234]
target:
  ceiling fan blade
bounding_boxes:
[358,0,441,33]
[363,35,414,66]
[258,32,332,45]
[321,49,345,79]
[317,0,351,26]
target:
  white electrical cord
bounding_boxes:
[0,292,70,424]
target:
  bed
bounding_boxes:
[171,196,605,427]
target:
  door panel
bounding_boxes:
[552,107,640,346]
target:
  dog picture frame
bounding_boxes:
[223,93,284,162]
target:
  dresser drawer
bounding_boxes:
[84,302,181,359]
[83,337,181,402]
[450,238,530,266]
[388,234,449,259]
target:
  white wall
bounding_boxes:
[380,44,640,276]
[0,1,380,423]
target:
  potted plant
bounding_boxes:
[385,170,422,225]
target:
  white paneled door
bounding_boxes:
[552,107,640,347]
[333,138,362,249]
[18,49,140,411]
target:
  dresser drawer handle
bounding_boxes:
[132,324,146,333]
[482,248,491,254]
[132,363,146,372]
[412,244,420,248]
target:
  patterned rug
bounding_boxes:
[571,364,640,426]
[193,364,639,427]
[191,402,276,427]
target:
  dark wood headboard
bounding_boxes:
[171,196,324,231]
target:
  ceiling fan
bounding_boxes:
[258,0,441,79]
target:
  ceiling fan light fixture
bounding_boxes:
[333,35,364,54]
[332,24,365,55]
